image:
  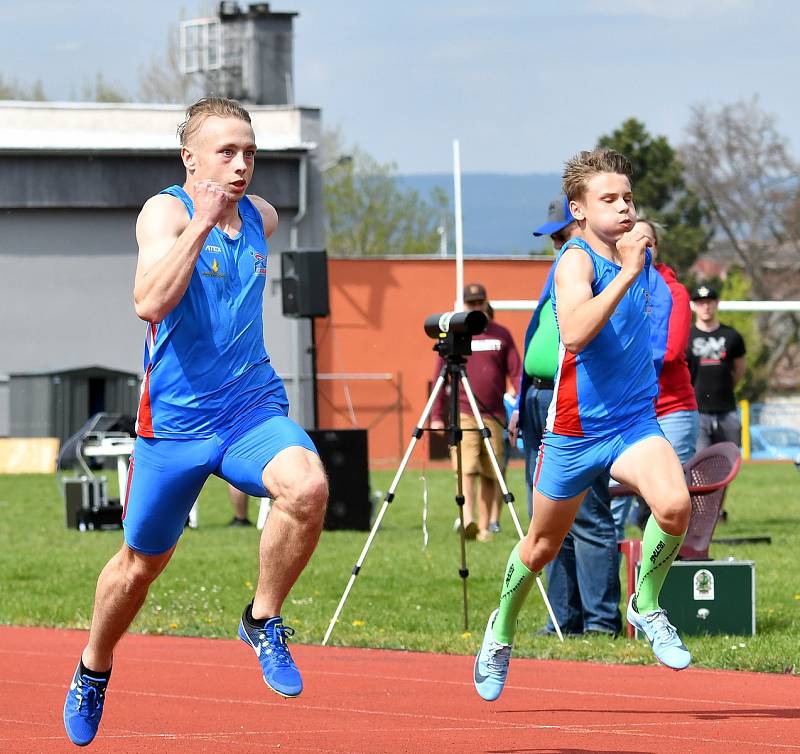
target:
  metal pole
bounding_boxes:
[453,139,464,311]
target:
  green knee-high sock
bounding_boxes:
[635,516,686,614]
[493,543,535,644]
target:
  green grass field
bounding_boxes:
[0,463,797,674]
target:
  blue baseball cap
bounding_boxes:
[533,192,575,236]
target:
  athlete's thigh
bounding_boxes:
[527,487,587,549]
[610,431,686,508]
[218,414,318,497]
[123,436,217,555]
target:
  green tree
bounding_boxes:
[717,268,766,401]
[597,118,711,279]
[323,144,451,256]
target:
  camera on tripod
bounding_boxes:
[423,310,487,358]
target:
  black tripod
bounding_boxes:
[322,328,561,644]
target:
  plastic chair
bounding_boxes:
[679,441,742,559]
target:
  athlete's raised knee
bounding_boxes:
[648,488,691,534]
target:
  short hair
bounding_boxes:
[562,148,632,203]
[177,97,252,147]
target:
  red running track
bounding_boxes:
[1,625,798,753]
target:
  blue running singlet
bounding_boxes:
[136,185,286,438]
[546,237,658,438]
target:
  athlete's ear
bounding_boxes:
[181,146,195,173]
[569,199,585,221]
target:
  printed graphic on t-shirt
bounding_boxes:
[471,339,502,353]
[691,335,727,364]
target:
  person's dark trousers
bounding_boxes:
[543,474,621,635]
[522,382,621,636]
[697,410,741,450]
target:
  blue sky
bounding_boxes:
[4,0,800,172]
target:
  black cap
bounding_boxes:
[691,285,719,301]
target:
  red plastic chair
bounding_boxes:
[679,441,742,559]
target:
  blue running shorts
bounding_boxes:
[122,408,318,555]
[532,418,664,501]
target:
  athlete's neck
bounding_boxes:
[580,227,619,263]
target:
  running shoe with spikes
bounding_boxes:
[473,608,513,701]
[627,595,691,670]
[63,662,110,746]
[238,604,303,697]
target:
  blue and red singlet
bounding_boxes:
[546,237,658,438]
[136,185,286,438]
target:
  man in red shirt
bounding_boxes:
[431,283,522,542]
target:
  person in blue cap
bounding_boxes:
[508,192,621,638]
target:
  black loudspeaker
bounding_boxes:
[308,428,371,531]
[281,249,330,318]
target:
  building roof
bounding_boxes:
[0,100,317,153]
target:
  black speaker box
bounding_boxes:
[281,249,330,318]
[308,428,371,531]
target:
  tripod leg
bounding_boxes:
[452,426,470,632]
[322,370,449,646]
[459,369,564,642]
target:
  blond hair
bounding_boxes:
[562,148,632,203]
[177,97,252,146]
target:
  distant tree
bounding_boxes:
[681,98,800,395]
[323,133,451,256]
[138,25,202,104]
[80,73,128,103]
[597,118,711,279]
[0,74,47,100]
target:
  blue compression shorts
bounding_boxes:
[122,408,317,555]
[532,418,664,500]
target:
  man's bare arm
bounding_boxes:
[248,194,279,238]
[134,182,228,323]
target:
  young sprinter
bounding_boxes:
[474,149,692,702]
[63,98,328,746]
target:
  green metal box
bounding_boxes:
[636,559,755,636]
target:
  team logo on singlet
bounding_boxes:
[201,258,226,279]
[250,250,268,276]
[204,244,222,254]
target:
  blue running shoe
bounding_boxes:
[63,663,110,746]
[627,595,691,670]
[473,609,512,701]
[238,607,303,697]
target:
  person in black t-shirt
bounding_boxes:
[686,285,747,449]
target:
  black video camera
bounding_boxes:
[423,310,487,358]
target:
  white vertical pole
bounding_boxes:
[453,139,464,311]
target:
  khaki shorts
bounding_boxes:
[450,414,505,477]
